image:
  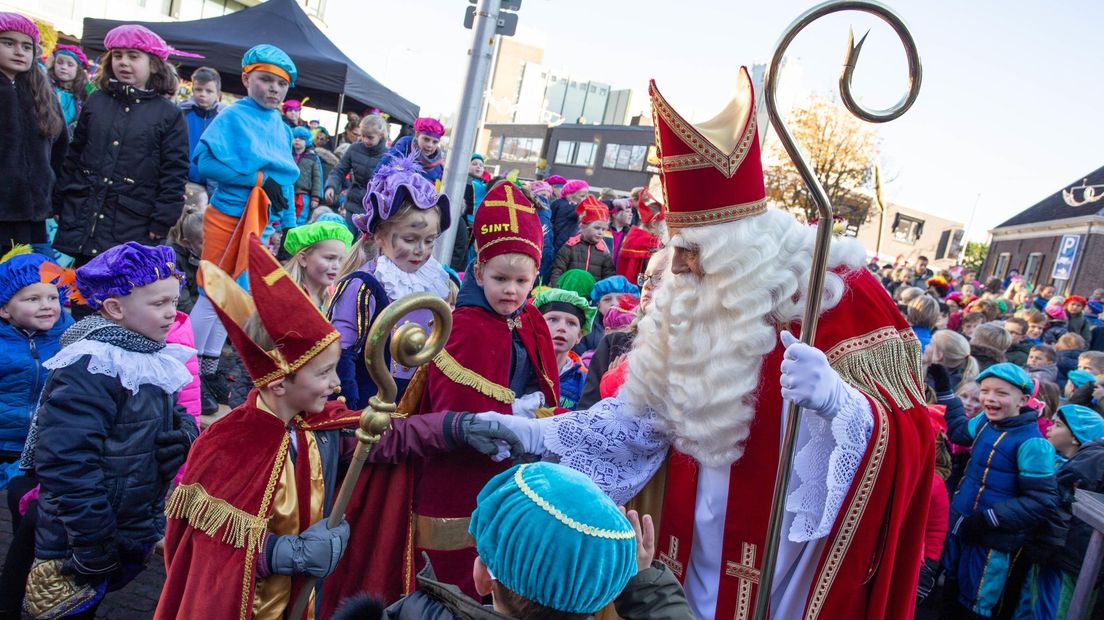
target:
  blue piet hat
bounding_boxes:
[590,275,641,305]
[355,150,450,235]
[74,242,182,310]
[1057,404,1104,445]
[291,126,312,141]
[0,247,66,307]
[241,44,297,87]
[1067,369,1097,390]
[976,362,1033,394]
[469,463,636,614]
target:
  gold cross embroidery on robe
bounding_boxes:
[726,542,761,620]
[658,535,684,577]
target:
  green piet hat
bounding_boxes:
[283,221,354,256]
[534,288,597,335]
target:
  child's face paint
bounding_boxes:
[0,283,61,333]
[475,255,537,316]
[978,377,1028,422]
[374,209,440,274]
[957,384,982,418]
[241,70,289,110]
[543,310,582,356]
[110,49,152,89]
[298,239,348,291]
[282,342,341,414]
[107,277,180,342]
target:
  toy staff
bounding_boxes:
[752,2,923,618]
[286,293,452,620]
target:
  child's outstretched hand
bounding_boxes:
[621,507,655,573]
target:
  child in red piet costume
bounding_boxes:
[409,180,561,597]
[617,188,667,284]
[550,195,616,285]
[155,235,521,619]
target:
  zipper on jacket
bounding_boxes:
[26,332,42,426]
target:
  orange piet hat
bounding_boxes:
[473,181,543,266]
[200,235,339,387]
[649,66,766,230]
[575,195,610,226]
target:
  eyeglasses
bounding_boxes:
[638,273,660,287]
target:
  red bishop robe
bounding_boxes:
[650,268,934,620]
[615,226,663,283]
[411,302,560,598]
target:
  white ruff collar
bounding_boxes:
[45,340,195,395]
[373,255,451,301]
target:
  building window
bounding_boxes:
[554,141,597,167]
[993,252,1011,280]
[499,137,543,163]
[891,214,925,245]
[1024,253,1045,286]
[603,144,648,171]
[488,136,504,159]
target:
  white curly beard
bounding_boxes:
[618,209,867,468]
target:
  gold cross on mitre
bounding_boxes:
[483,184,535,233]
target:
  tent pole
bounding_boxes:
[335,93,345,136]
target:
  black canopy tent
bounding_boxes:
[81,0,418,126]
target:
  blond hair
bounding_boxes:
[907,295,940,329]
[932,329,979,389]
[972,321,1012,353]
[1057,333,1087,351]
[283,246,337,309]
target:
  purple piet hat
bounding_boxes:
[75,242,183,309]
[355,151,450,235]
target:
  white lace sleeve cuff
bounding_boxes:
[543,398,670,505]
[785,383,874,542]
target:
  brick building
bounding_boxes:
[982,165,1104,296]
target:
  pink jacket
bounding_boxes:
[166,311,201,483]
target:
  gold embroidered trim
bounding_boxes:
[514,465,636,540]
[252,330,341,387]
[239,432,290,619]
[650,84,757,179]
[261,266,287,287]
[432,349,516,404]
[165,484,269,551]
[826,327,925,410]
[665,198,767,229]
[804,397,890,620]
[413,514,475,551]
[476,236,542,258]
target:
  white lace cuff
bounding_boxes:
[543,398,670,505]
[785,383,873,542]
[45,340,195,395]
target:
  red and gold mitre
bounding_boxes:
[649,66,766,230]
[636,188,665,225]
[575,195,610,225]
[200,234,340,387]
[473,181,543,265]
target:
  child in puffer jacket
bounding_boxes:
[166,311,200,483]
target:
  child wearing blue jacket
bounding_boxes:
[937,362,1059,619]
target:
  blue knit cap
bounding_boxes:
[241,44,297,87]
[1057,404,1104,445]
[590,275,640,305]
[976,362,1033,394]
[291,126,312,142]
[469,463,637,614]
[1067,369,1097,390]
[0,252,57,307]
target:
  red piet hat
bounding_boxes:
[473,181,543,266]
[1065,295,1088,307]
[575,195,609,225]
[200,235,339,387]
[649,66,766,230]
[636,189,665,225]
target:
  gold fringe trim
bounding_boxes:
[432,349,515,404]
[164,483,269,551]
[826,327,924,411]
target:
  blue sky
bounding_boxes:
[324,0,1104,241]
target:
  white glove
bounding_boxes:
[779,331,848,417]
[511,391,545,419]
[475,412,547,460]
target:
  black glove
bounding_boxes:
[927,363,952,395]
[155,429,192,478]
[63,540,119,586]
[916,557,939,603]
[454,413,525,458]
[957,511,991,544]
[268,518,350,578]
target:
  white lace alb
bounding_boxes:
[45,340,196,395]
[785,382,874,542]
[543,398,670,506]
[373,255,451,301]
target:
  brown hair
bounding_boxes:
[47,52,89,105]
[1030,344,1057,364]
[167,205,204,250]
[972,321,1012,353]
[967,298,1002,321]
[1004,317,1029,335]
[960,312,986,331]
[94,50,180,96]
[1056,333,1087,351]
[491,581,588,620]
[20,53,64,138]
[1037,380,1060,420]
[1015,308,1046,326]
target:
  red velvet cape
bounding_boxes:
[655,268,934,620]
[410,303,560,595]
[616,226,662,283]
[155,392,361,620]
